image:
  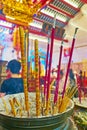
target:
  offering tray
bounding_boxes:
[0,93,74,130]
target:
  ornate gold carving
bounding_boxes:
[1,0,41,23]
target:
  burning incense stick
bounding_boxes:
[54,34,65,104]
[62,28,78,99]
[9,99,16,117]
[46,15,56,114]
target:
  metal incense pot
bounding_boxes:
[0,94,74,130]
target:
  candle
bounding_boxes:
[34,39,40,116]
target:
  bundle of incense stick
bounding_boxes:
[9,99,16,117]
[58,86,77,113]
[19,27,29,115]
[2,97,23,117]
[1,95,25,116]
[13,97,23,117]
[66,86,78,98]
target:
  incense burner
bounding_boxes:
[0,93,74,130]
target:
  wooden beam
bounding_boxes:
[49,4,74,18]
